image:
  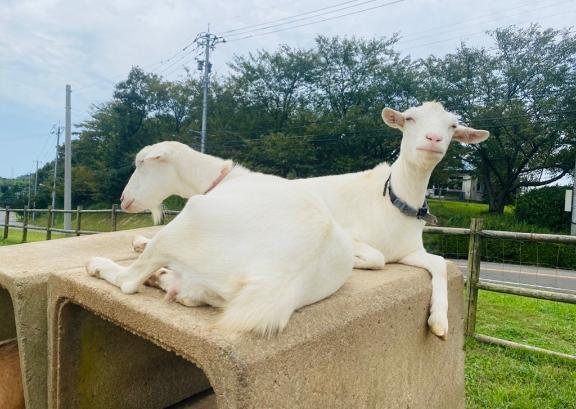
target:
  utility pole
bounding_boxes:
[196,27,225,153]
[27,169,32,208]
[64,85,72,230]
[570,155,576,236]
[51,123,62,215]
[32,160,40,221]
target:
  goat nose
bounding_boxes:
[121,193,125,201]
[426,133,443,143]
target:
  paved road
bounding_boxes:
[450,259,576,294]
[0,209,19,226]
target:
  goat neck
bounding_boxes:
[173,147,248,197]
[389,153,432,209]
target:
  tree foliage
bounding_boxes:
[2,27,575,214]
[515,186,571,232]
[421,25,576,212]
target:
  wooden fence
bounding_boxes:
[1,205,179,241]
[1,207,575,360]
[425,219,576,361]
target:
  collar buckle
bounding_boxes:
[416,206,429,219]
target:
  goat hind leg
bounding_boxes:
[87,250,167,294]
[87,257,125,286]
[353,241,385,270]
[117,254,168,294]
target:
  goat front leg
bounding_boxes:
[132,235,151,253]
[353,241,385,270]
[399,250,448,339]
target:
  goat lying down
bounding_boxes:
[87,154,354,335]
[126,102,489,339]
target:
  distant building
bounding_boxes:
[461,175,485,201]
[427,174,485,202]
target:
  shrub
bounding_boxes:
[515,186,571,233]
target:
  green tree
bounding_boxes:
[422,25,576,213]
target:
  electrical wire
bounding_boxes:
[221,0,403,39]
[219,0,381,35]
[224,0,405,43]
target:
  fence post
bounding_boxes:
[160,203,166,225]
[111,204,118,232]
[465,218,484,337]
[46,206,53,240]
[76,206,82,236]
[2,206,9,240]
[22,206,29,243]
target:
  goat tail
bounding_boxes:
[218,274,302,337]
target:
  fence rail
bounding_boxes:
[1,208,575,360]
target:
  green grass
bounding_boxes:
[426,199,576,270]
[14,211,179,234]
[0,228,64,246]
[466,339,576,409]
[476,291,576,355]
[466,291,576,409]
[429,199,534,231]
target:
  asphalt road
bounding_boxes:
[450,259,576,294]
[0,209,23,227]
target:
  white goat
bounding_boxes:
[131,102,489,339]
[87,144,354,335]
[294,102,489,338]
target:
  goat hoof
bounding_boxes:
[132,235,149,253]
[86,257,106,278]
[428,313,448,340]
[121,281,140,294]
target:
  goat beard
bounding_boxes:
[150,206,164,225]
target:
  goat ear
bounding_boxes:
[144,150,167,162]
[453,126,489,144]
[381,108,405,129]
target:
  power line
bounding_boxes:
[221,0,402,39]
[219,0,378,35]
[224,0,406,43]
[401,9,574,51]
[396,0,570,45]
[161,47,205,79]
[156,45,202,76]
[190,114,576,151]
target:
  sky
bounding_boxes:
[0,0,575,178]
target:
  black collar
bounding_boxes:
[383,175,437,225]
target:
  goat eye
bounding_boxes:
[406,117,414,122]
[450,124,457,129]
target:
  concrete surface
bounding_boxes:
[48,260,465,409]
[0,226,161,409]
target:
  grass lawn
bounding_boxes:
[466,290,576,409]
[0,228,64,246]
[26,211,179,233]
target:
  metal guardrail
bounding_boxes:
[2,208,575,360]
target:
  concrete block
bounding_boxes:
[0,227,161,409]
[48,260,465,409]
